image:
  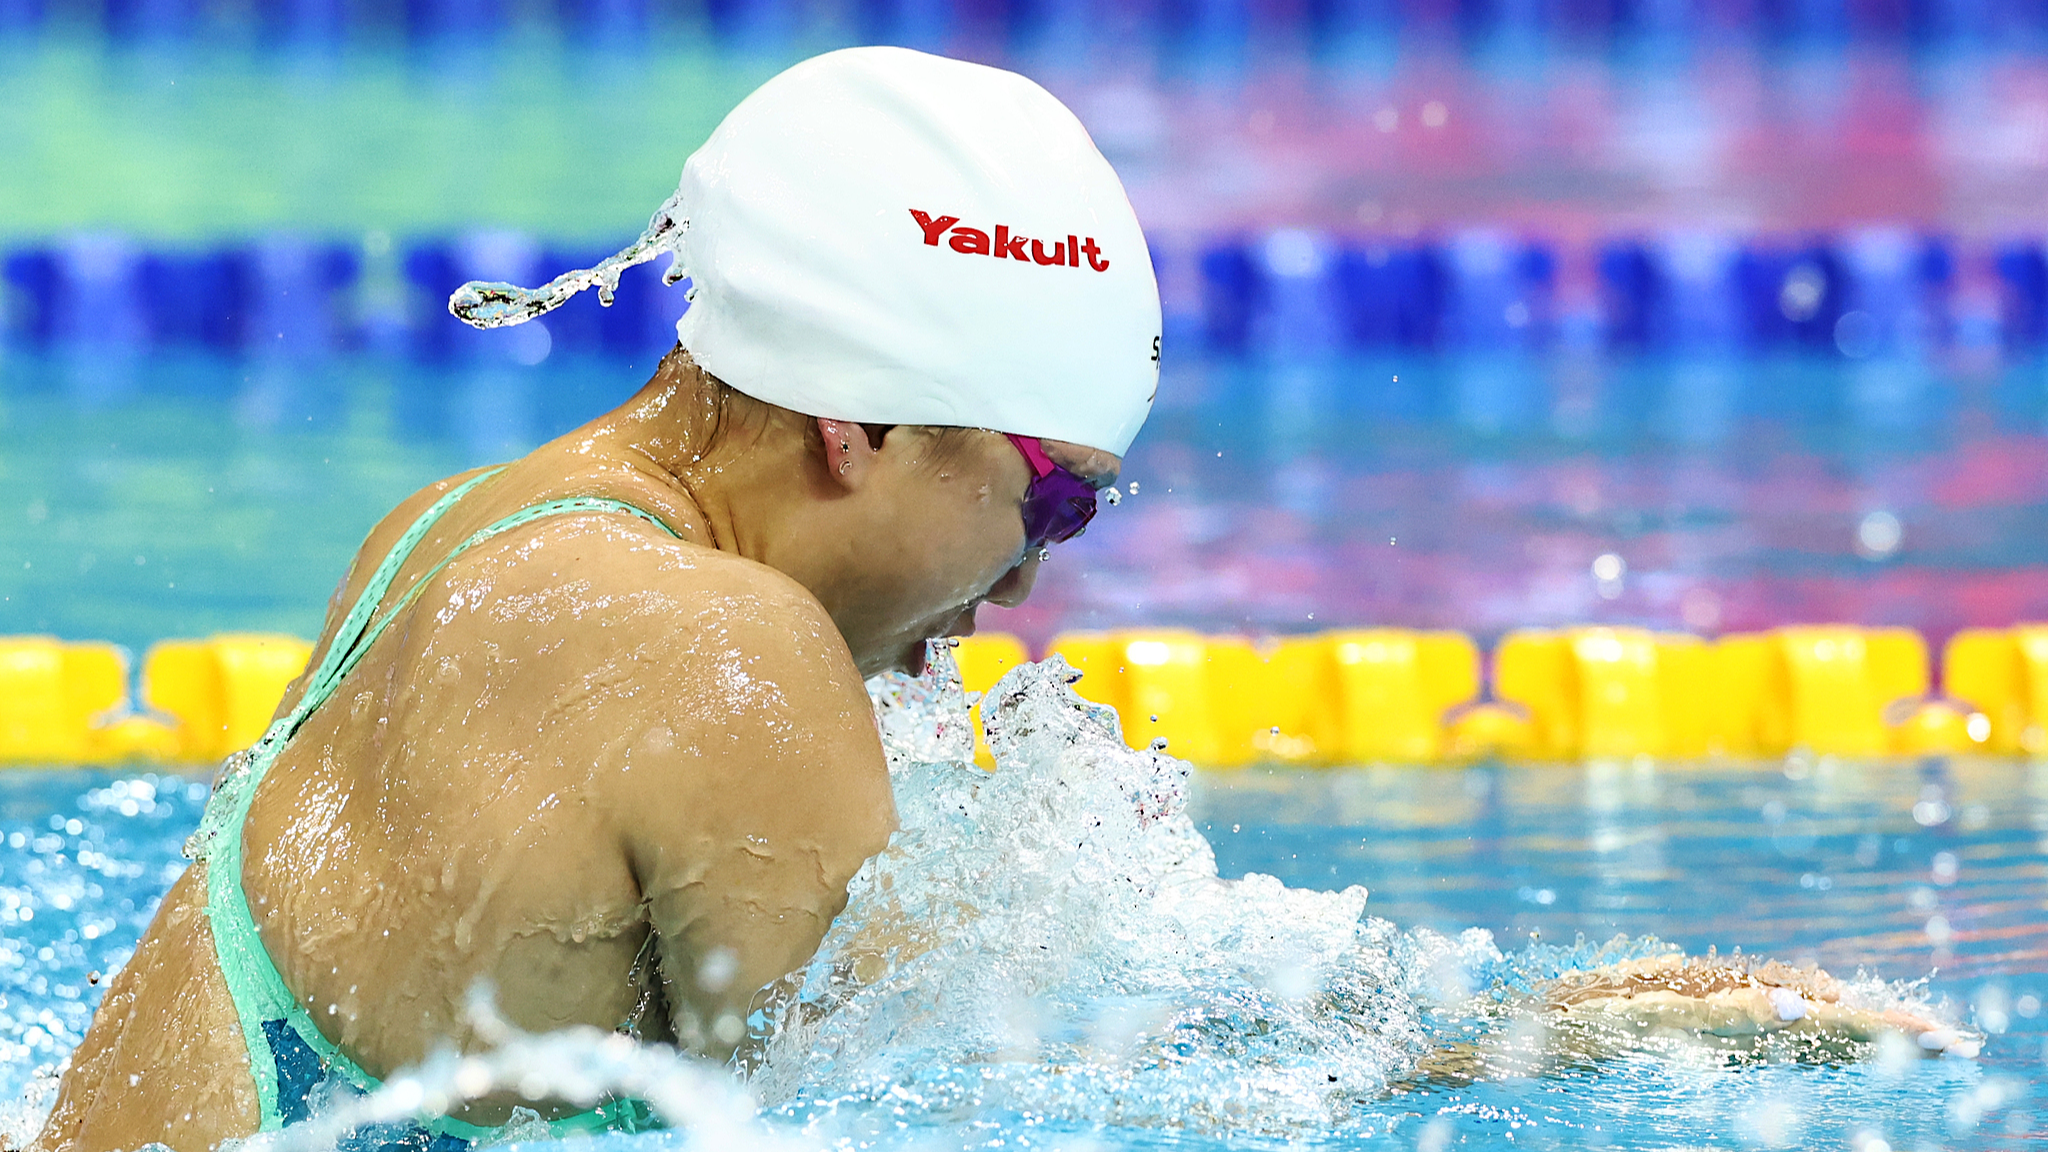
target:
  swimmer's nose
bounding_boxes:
[983,551,1042,609]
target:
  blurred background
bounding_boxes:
[6,0,2048,657]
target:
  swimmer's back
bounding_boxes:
[249,442,898,1073]
[36,433,896,1148]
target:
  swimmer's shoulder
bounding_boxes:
[577,522,870,718]
[522,506,898,856]
[368,465,503,554]
[398,461,872,745]
[328,466,502,612]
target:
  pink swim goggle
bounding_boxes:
[1004,434,1100,547]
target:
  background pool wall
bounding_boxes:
[7,622,2045,768]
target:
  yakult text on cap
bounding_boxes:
[910,210,1111,272]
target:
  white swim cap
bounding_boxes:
[675,47,1160,457]
[447,47,1159,456]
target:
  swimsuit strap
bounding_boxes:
[281,467,506,747]
[317,495,680,707]
[183,466,505,872]
[192,475,681,1133]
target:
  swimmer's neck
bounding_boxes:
[574,357,871,626]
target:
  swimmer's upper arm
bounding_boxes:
[615,559,895,1057]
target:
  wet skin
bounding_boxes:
[33,348,1119,1151]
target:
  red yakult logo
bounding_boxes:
[910,209,1110,271]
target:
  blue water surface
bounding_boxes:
[1197,757,2048,1150]
[1,757,2040,1150]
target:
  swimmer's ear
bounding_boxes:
[817,417,881,490]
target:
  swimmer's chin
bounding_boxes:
[884,610,979,678]
[899,631,964,678]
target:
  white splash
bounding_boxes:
[749,649,1498,1139]
[230,989,788,1152]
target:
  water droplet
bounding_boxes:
[1857,511,1902,559]
[697,947,740,993]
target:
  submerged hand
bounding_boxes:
[1401,952,1980,1091]
[1546,956,1979,1057]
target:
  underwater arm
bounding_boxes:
[1408,954,1976,1089]
[1545,955,1978,1056]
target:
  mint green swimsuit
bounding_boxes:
[184,468,675,1143]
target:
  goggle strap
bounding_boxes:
[1005,434,1059,480]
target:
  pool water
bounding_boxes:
[1,735,2039,1150]
[5,257,2048,1152]
[7,345,2048,657]
[1196,756,2048,1147]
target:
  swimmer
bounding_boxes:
[34,48,1156,1150]
[31,46,1966,1152]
